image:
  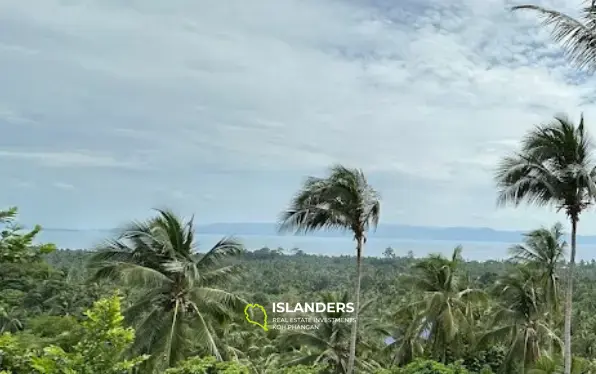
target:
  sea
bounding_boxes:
[34,231,596,261]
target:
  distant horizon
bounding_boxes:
[31,221,596,245]
[33,222,535,233]
[34,230,596,262]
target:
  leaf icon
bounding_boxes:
[244,303,268,331]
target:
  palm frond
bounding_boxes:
[197,237,244,269]
[93,262,172,288]
[200,264,244,286]
[278,164,380,237]
[189,302,223,360]
[513,4,596,72]
[495,154,559,208]
[495,115,596,216]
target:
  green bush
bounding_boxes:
[269,365,327,374]
[0,295,146,374]
[164,356,251,374]
[461,345,504,373]
[377,359,472,374]
[0,333,34,373]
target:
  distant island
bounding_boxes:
[35,222,596,245]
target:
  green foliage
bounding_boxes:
[493,116,596,374]
[378,359,472,374]
[0,207,93,337]
[0,333,36,372]
[164,356,250,373]
[461,345,505,374]
[26,315,82,349]
[269,365,327,374]
[0,295,147,374]
[2,204,596,374]
[89,209,246,372]
[0,207,55,263]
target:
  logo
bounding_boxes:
[244,303,268,331]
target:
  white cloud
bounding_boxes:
[0,107,38,125]
[52,182,75,190]
[0,150,144,169]
[7,178,34,189]
[1,0,596,232]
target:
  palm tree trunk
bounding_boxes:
[346,235,363,374]
[563,217,578,374]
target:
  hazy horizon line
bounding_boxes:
[30,222,596,241]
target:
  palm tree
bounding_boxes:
[511,1,596,72]
[404,246,487,362]
[278,164,381,374]
[528,355,560,374]
[528,354,596,374]
[385,296,427,366]
[88,209,246,373]
[482,267,562,373]
[215,320,282,372]
[509,223,567,313]
[494,114,596,374]
[0,305,22,333]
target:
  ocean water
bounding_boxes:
[34,231,596,261]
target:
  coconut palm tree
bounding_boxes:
[215,320,282,373]
[511,1,596,73]
[278,164,381,374]
[482,267,562,374]
[384,296,427,366]
[509,223,567,313]
[0,305,22,333]
[495,114,596,374]
[88,209,246,373]
[404,246,487,362]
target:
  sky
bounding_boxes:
[2,0,596,233]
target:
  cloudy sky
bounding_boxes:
[2,0,596,233]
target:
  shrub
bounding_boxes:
[377,359,472,374]
[0,295,146,374]
[270,365,327,374]
[164,356,251,374]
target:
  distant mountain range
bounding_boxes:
[38,223,596,245]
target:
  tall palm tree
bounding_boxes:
[278,164,381,374]
[88,209,246,373]
[509,223,567,313]
[512,1,596,72]
[404,246,487,362]
[494,114,596,374]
